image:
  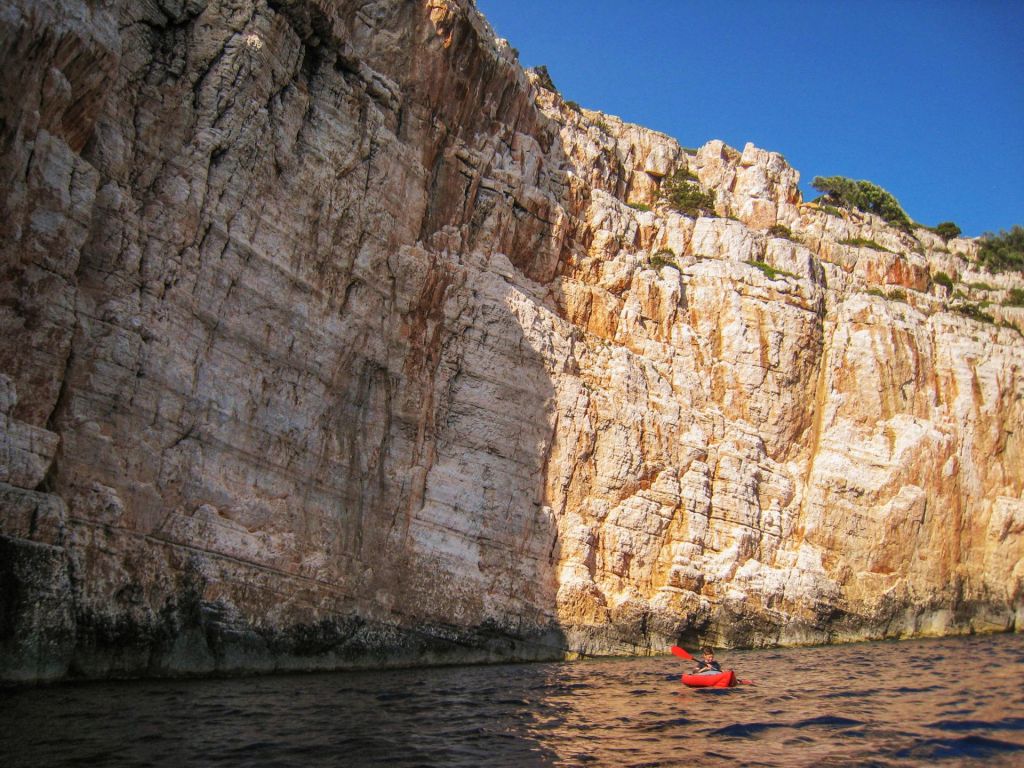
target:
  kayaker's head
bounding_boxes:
[701,646,715,660]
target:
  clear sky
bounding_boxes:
[476,0,1023,237]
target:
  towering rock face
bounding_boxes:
[1,0,1021,682]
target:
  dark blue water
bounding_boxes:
[2,634,1023,766]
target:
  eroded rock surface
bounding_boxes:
[1,0,1021,683]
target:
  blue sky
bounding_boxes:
[476,0,1023,237]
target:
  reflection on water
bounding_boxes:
[2,634,1023,766]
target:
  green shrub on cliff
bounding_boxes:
[650,249,680,270]
[977,225,1024,273]
[1005,288,1024,307]
[767,224,798,241]
[811,175,913,232]
[659,170,716,217]
[931,221,962,241]
[931,271,954,291]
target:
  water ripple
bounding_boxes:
[928,717,1024,732]
[706,721,782,738]
[892,734,1024,760]
[794,715,864,728]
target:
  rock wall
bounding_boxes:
[2,0,1022,683]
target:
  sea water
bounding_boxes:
[2,633,1022,767]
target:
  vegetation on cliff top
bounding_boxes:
[928,221,962,241]
[811,175,913,232]
[977,225,1024,273]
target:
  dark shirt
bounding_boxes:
[695,660,722,673]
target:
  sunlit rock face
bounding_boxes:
[1,0,1021,682]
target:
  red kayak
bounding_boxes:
[681,670,737,688]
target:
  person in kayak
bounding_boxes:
[693,647,722,675]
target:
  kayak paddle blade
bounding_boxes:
[670,645,693,660]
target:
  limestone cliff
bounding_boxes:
[1,0,1021,683]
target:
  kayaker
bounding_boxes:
[693,647,722,674]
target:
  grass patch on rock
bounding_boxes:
[840,237,894,253]
[747,260,797,281]
[1003,288,1024,307]
[953,302,995,324]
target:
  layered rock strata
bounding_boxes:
[1,0,1021,683]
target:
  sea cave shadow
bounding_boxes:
[360,2,583,669]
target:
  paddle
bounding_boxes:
[670,645,693,660]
